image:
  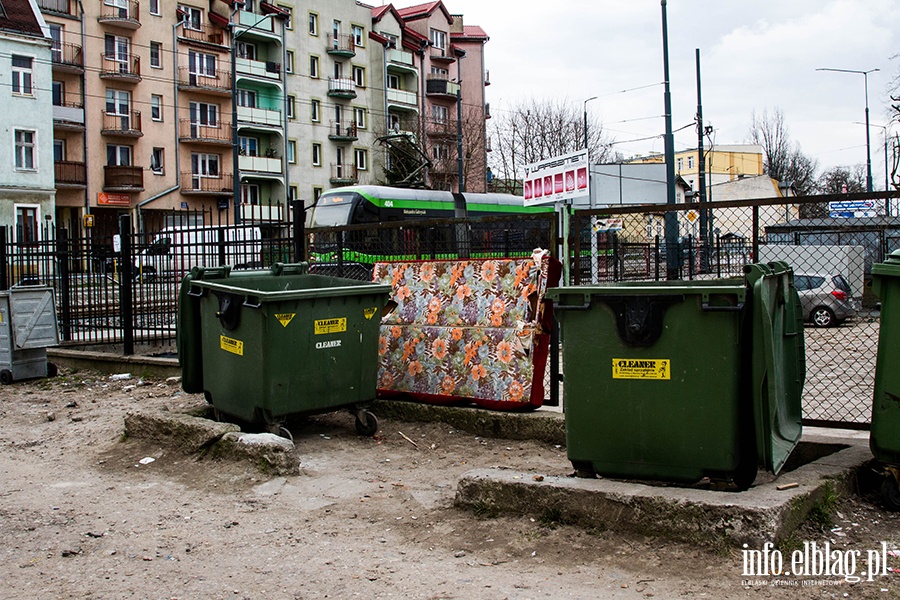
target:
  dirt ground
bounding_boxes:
[1,368,900,599]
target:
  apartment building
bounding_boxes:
[1,0,55,242]
[33,0,490,234]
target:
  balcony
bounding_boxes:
[235,9,277,38]
[53,103,85,129]
[327,77,356,99]
[177,67,231,95]
[54,161,86,187]
[177,23,227,48]
[430,47,455,63]
[38,0,74,15]
[236,105,282,128]
[241,202,283,222]
[104,165,143,191]
[425,76,459,99]
[99,53,141,82]
[426,119,456,138]
[178,119,232,145]
[239,155,282,174]
[328,122,358,142]
[387,88,417,108]
[485,102,491,119]
[101,110,142,137]
[52,43,84,73]
[386,48,415,69]
[181,172,233,195]
[329,163,358,185]
[235,56,282,80]
[484,69,490,86]
[98,0,140,29]
[326,33,355,58]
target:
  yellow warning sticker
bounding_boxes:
[275,313,295,328]
[314,317,347,335]
[220,335,244,356]
[612,358,670,380]
[363,307,378,320]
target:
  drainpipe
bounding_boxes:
[77,0,89,225]
[136,20,188,230]
[280,16,289,223]
[419,41,428,185]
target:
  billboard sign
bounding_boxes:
[98,192,131,206]
[829,200,876,219]
[522,149,589,206]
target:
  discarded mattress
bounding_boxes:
[373,252,559,410]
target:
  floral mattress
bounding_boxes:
[373,252,558,410]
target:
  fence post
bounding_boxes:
[654,235,660,281]
[57,228,71,342]
[612,233,620,281]
[752,205,760,262]
[292,199,305,263]
[119,215,134,356]
[716,234,722,278]
[550,319,560,408]
[686,234,694,280]
[570,212,581,286]
[0,227,7,291]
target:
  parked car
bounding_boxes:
[793,273,859,327]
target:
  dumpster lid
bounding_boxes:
[873,249,900,278]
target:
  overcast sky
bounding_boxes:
[398,0,899,187]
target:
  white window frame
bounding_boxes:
[312,143,322,167]
[432,105,448,124]
[191,153,220,182]
[353,107,366,129]
[287,140,296,164]
[308,12,318,36]
[179,5,202,31]
[189,50,217,77]
[15,205,39,244]
[189,101,218,127]
[236,89,257,108]
[149,0,160,16]
[150,41,162,68]
[106,144,132,166]
[236,41,256,60]
[12,55,34,96]
[352,65,365,87]
[688,155,695,169]
[387,74,400,90]
[53,138,65,162]
[351,25,364,47]
[279,5,293,30]
[430,29,446,50]
[150,94,162,121]
[151,147,164,174]
[238,136,259,156]
[285,51,294,74]
[14,129,37,171]
[309,55,319,78]
[287,95,296,119]
[311,99,320,122]
[241,183,260,205]
[354,148,367,171]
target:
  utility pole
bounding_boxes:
[661,0,679,280]
[695,48,708,272]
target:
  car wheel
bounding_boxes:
[811,306,835,328]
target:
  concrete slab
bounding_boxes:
[454,440,873,547]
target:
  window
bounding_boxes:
[287,95,296,119]
[52,81,64,106]
[289,185,297,202]
[279,5,292,29]
[387,74,400,89]
[12,55,34,96]
[236,41,256,60]
[676,157,683,171]
[430,29,446,50]
[14,130,36,170]
[431,66,448,77]
[151,94,162,121]
[236,89,257,108]
[432,144,449,160]
[311,99,320,122]
[332,20,341,41]
[309,55,319,78]
[189,101,218,126]
[287,140,296,164]
[188,50,216,77]
[150,41,161,68]
[241,183,260,205]
[104,34,130,72]
[354,148,367,171]
[238,136,259,156]
[352,25,364,47]
[432,105,448,124]
[313,187,323,203]
[49,24,62,63]
[352,65,365,87]
[53,139,65,162]
[179,5,202,30]
[353,107,366,129]
[308,12,318,36]
[149,0,159,15]
[312,143,321,166]
[191,153,220,176]
[106,89,131,116]
[151,147,164,174]
[16,206,38,244]
[285,51,294,74]
[106,144,132,166]
[687,155,695,169]
[333,61,342,79]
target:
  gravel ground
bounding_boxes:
[1,367,899,599]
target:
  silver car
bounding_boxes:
[793,273,859,327]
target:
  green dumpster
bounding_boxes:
[870,250,900,508]
[177,263,392,435]
[546,262,804,489]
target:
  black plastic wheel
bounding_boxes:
[46,362,58,378]
[571,460,596,479]
[881,476,900,511]
[355,411,378,436]
[811,306,835,328]
[0,369,12,385]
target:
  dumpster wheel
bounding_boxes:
[0,369,12,385]
[354,409,378,437]
[266,423,294,443]
[881,468,900,511]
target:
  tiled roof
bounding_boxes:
[452,25,488,41]
[0,0,44,38]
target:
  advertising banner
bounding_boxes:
[522,149,589,206]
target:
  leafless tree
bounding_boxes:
[816,165,868,194]
[488,98,613,194]
[748,108,819,195]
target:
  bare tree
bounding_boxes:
[748,108,819,195]
[816,165,868,194]
[488,98,613,194]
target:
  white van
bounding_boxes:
[134,225,262,282]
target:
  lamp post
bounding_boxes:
[230,6,285,224]
[583,96,598,150]
[817,67,880,193]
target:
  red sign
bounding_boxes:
[98,192,131,206]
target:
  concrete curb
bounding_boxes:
[454,443,872,547]
[49,348,181,379]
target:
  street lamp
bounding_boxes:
[855,121,889,192]
[817,67,880,193]
[583,96,598,151]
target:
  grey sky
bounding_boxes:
[415,0,899,185]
